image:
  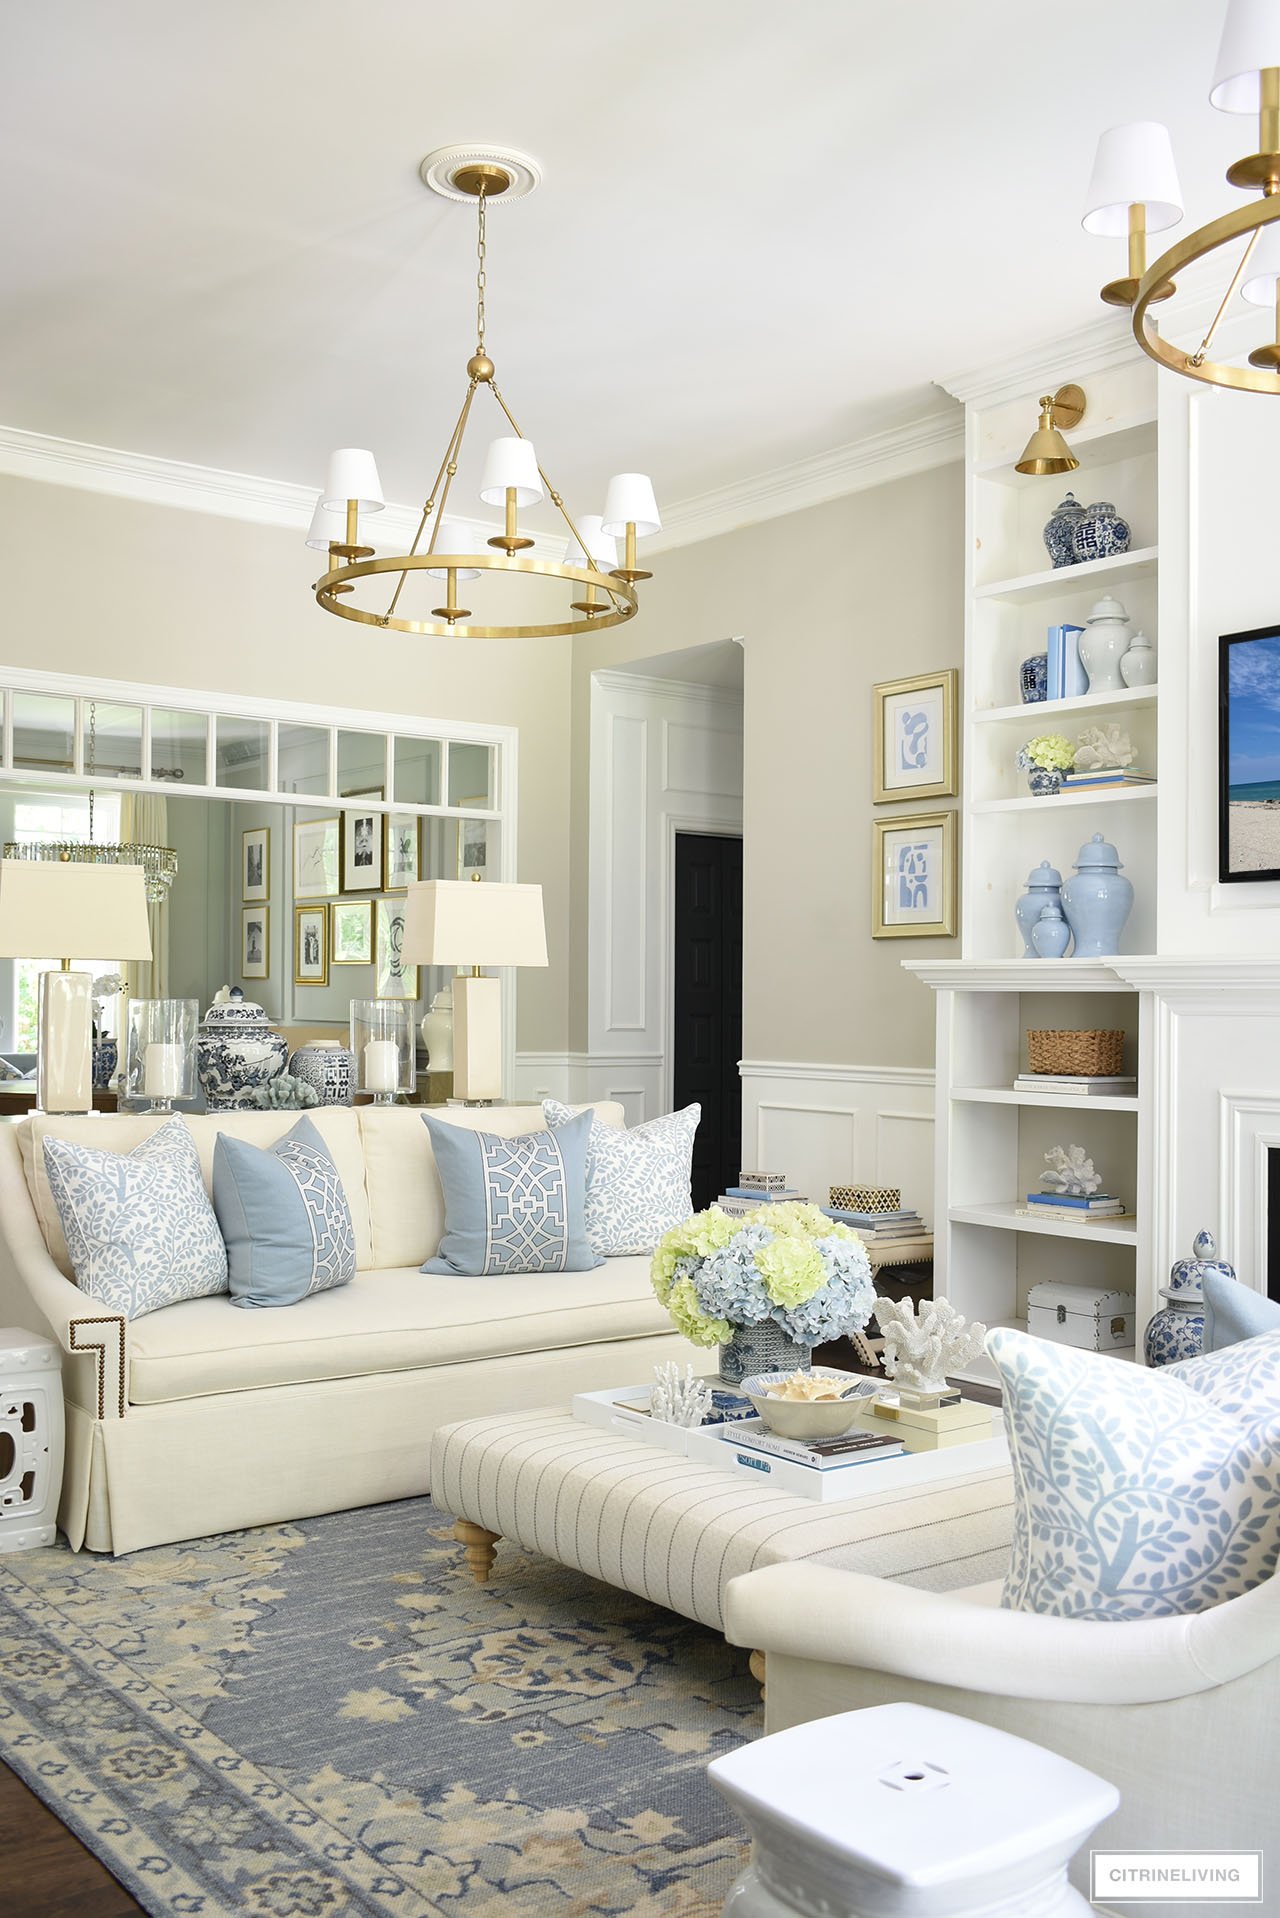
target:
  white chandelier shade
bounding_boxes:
[478,436,543,508]
[562,513,618,570]
[1211,0,1280,112]
[322,448,385,514]
[305,493,344,551]
[602,473,661,539]
[1082,122,1183,235]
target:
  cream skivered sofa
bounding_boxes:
[723,1562,1280,1911]
[0,1101,700,1556]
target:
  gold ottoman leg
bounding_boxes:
[454,1518,500,1584]
[748,1649,766,1699]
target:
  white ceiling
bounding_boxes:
[1,1,1245,525]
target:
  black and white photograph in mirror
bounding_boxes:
[1220,625,1280,883]
[241,906,269,980]
[341,789,384,893]
[385,812,422,891]
[457,812,488,877]
[375,898,418,1000]
[241,826,269,903]
[293,904,328,987]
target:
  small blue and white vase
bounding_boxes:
[720,1322,810,1386]
[91,1037,118,1091]
[1061,832,1134,957]
[1015,859,1065,956]
[196,988,289,1110]
[1026,765,1064,798]
[1144,1229,1236,1368]
[1020,653,1049,703]
[1071,501,1131,565]
[1030,900,1072,959]
[289,1040,356,1107]
[1042,493,1086,568]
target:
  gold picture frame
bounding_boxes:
[293,904,328,987]
[341,788,385,893]
[292,816,339,901]
[241,905,269,979]
[384,812,423,892]
[330,900,374,966]
[872,668,959,804]
[241,826,270,903]
[872,810,957,940]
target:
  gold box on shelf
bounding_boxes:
[829,1185,901,1215]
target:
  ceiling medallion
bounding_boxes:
[307,145,660,639]
[1082,0,1280,394]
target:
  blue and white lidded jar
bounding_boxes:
[288,1040,357,1107]
[196,988,289,1110]
[1144,1229,1236,1367]
[1020,653,1049,703]
[1042,493,1086,568]
[1015,859,1065,956]
[1071,500,1131,565]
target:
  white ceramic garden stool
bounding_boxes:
[0,1327,64,1550]
[708,1701,1119,1918]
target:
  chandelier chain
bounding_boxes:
[475,187,487,355]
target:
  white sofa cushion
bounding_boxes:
[19,1108,373,1277]
[124,1253,667,1403]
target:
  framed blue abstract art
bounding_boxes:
[872,810,957,939]
[872,668,958,804]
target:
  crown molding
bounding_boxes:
[938,312,1147,410]
[647,408,964,556]
[591,668,743,707]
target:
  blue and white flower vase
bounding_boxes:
[1030,900,1073,959]
[1071,501,1131,565]
[1020,653,1049,703]
[720,1323,810,1386]
[196,988,289,1110]
[1026,765,1064,798]
[91,1037,118,1091]
[1144,1229,1236,1367]
[1015,859,1065,956]
[288,1040,356,1107]
[1061,832,1134,957]
[1042,493,1086,568]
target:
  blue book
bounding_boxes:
[725,1186,804,1202]
[1026,1192,1121,1209]
[1046,623,1086,700]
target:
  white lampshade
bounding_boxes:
[1242,221,1280,301]
[478,437,544,508]
[562,513,618,570]
[425,564,482,581]
[403,879,548,969]
[0,859,153,962]
[321,448,385,513]
[1082,123,1183,235]
[601,473,661,538]
[1211,0,1280,112]
[305,492,343,551]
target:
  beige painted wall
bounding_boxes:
[570,461,965,1068]
[0,475,572,1052]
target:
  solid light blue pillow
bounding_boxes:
[421,1110,602,1277]
[213,1115,357,1308]
[1202,1268,1280,1351]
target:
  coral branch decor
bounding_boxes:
[651,1201,875,1384]
[875,1297,988,1397]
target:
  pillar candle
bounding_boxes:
[364,1039,399,1094]
[144,1042,185,1098]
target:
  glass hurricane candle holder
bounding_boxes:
[350,1000,416,1105]
[127,998,198,1113]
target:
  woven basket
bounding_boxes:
[1026,1028,1125,1076]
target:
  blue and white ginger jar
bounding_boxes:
[1144,1229,1235,1368]
[720,1322,810,1386]
[91,1036,118,1091]
[1071,500,1131,565]
[1042,493,1086,569]
[289,1040,356,1107]
[197,988,288,1110]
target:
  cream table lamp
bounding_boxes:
[403,879,547,1103]
[0,859,152,1114]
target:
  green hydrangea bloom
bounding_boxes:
[754,1234,826,1307]
[667,1274,731,1347]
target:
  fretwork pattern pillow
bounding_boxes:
[990,1325,1280,1622]
[43,1117,229,1321]
[421,1109,602,1277]
[213,1115,357,1308]
[542,1099,700,1256]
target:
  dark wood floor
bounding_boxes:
[0,1759,143,1915]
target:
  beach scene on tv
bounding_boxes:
[1227,630,1280,875]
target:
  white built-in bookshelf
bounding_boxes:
[909,359,1161,1381]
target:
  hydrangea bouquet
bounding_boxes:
[651,1201,875,1380]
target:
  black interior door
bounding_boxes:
[673,832,743,1210]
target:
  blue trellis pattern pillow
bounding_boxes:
[43,1118,229,1321]
[213,1116,357,1309]
[542,1100,700,1256]
[989,1326,1280,1621]
[421,1110,601,1277]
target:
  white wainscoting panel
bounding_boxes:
[741,1061,936,1222]
[512,1053,663,1127]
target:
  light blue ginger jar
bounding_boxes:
[720,1322,810,1386]
[289,1040,356,1107]
[1071,500,1131,565]
[1015,859,1065,956]
[1042,492,1086,568]
[1061,833,1134,957]
[1144,1229,1236,1367]
[1031,899,1072,959]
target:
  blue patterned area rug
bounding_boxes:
[0,1499,759,1917]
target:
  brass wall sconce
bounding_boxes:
[1014,385,1086,477]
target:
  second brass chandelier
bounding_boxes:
[308,145,659,638]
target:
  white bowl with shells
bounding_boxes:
[739,1367,878,1441]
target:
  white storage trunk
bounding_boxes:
[1026,1283,1136,1352]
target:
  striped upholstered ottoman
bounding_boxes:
[429,1406,1014,1644]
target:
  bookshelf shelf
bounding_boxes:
[974,546,1158,605]
[948,1201,1138,1247]
[951,1087,1140,1113]
[972,686,1157,726]
[971,784,1157,816]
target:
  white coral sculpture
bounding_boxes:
[1040,1143,1101,1197]
[1074,724,1135,772]
[650,1362,712,1428]
[875,1297,987,1395]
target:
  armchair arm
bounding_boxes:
[0,1129,127,1419]
[723,1562,1244,1707]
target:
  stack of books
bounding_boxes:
[713,1418,905,1476]
[1046,623,1086,699]
[717,1169,809,1216]
[1013,1072,1136,1097]
[1017,1191,1129,1224]
[1061,768,1155,792]
[823,1205,927,1243]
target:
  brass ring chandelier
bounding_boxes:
[307,145,659,638]
[1083,0,1280,394]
